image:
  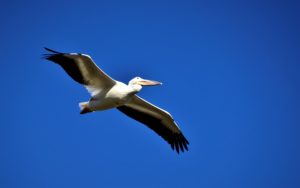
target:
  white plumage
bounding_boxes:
[44,48,189,153]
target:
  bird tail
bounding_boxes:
[79,102,92,114]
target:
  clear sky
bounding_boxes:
[0,0,299,187]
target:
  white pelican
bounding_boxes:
[44,48,189,153]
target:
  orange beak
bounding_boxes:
[138,79,162,86]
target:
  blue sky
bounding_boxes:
[0,0,299,187]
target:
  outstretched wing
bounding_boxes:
[44,48,116,96]
[117,95,189,153]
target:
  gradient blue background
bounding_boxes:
[0,0,299,187]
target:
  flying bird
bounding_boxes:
[43,48,189,153]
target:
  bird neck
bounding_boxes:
[129,84,142,94]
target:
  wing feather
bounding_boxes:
[44,48,116,96]
[117,95,189,153]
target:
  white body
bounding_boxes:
[45,48,189,153]
[88,81,136,111]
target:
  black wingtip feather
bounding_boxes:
[42,47,63,60]
[42,48,88,85]
[172,133,189,154]
[183,140,189,151]
[116,105,190,154]
[44,47,61,54]
[170,142,175,150]
[178,139,184,153]
[174,141,180,154]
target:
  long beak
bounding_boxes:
[138,79,162,86]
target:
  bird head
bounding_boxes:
[129,77,162,87]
